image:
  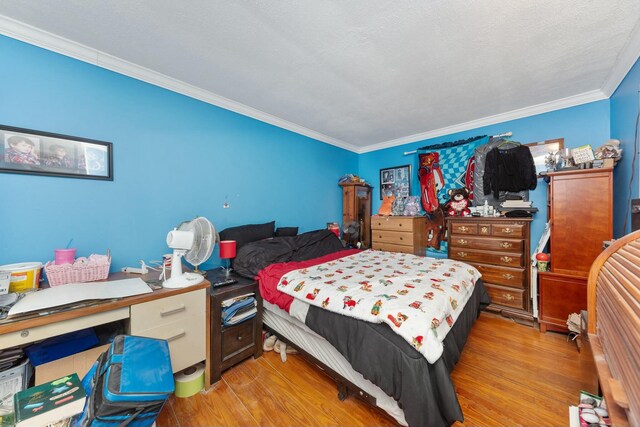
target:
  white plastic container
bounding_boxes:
[0,262,42,293]
[0,271,9,295]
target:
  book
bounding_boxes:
[14,374,86,427]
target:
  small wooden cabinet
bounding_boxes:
[371,215,427,255]
[340,183,372,248]
[210,274,263,383]
[447,217,533,322]
[539,168,613,333]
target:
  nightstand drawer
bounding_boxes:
[134,317,206,373]
[221,320,256,362]
[130,288,205,332]
[450,248,522,267]
[451,236,523,252]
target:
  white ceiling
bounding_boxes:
[1,1,639,153]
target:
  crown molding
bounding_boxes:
[0,15,360,153]
[358,89,608,154]
[601,19,640,97]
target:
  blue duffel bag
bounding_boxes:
[75,335,174,427]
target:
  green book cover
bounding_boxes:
[14,374,86,427]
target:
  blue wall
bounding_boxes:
[0,36,358,271]
[610,56,640,237]
[359,100,612,254]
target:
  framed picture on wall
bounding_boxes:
[379,164,411,200]
[0,125,113,180]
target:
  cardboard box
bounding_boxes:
[35,344,109,385]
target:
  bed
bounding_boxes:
[230,227,490,427]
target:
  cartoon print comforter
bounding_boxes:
[277,250,481,363]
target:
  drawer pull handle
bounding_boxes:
[503,227,513,234]
[502,293,515,301]
[481,226,489,234]
[457,252,467,258]
[160,304,186,317]
[21,330,29,338]
[167,330,186,342]
[458,226,469,232]
[399,237,403,241]
[500,256,513,263]
[458,239,468,245]
[502,273,515,280]
[500,242,513,249]
[237,335,244,341]
[398,223,403,227]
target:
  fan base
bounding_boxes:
[163,272,204,288]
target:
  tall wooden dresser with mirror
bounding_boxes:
[538,168,613,333]
[447,217,533,322]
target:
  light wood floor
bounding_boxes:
[157,313,597,427]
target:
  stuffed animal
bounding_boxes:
[446,188,471,217]
[391,196,406,216]
[378,195,395,216]
[403,196,421,216]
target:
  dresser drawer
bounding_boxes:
[372,230,413,246]
[471,263,524,288]
[492,223,524,238]
[371,216,417,231]
[450,248,523,267]
[221,320,256,362]
[372,242,418,255]
[130,288,205,332]
[450,223,477,235]
[451,236,523,253]
[485,283,525,310]
[133,316,206,373]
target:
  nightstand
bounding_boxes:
[208,271,263,383]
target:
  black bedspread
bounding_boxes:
[234,229,344,278]
[305,279,490,427]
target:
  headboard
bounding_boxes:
[587,230,640,427]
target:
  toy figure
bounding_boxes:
[418,152,444,213]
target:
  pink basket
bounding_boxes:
[44,255,111,287]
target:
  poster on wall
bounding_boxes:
[0,125,113,180]
[379,164,411,200]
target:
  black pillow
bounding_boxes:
[219,221,275,249]
[275,227,298,237]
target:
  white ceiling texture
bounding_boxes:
[1,1,639,153]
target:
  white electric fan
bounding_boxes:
[163,216,217,288]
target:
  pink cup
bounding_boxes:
[54,248,77,265]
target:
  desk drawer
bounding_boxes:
[371,217,417,232]
[0,307,129,348]
[133,316,205,373]
[130,288,205,332]
[449,248,522,267]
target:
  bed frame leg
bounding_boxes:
[337,382,348,401]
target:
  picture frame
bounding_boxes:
[0,125,113,180]
[379,164,411,200]
[525,138,564,176]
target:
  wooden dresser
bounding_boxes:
[340,183,372,248]
[371,215,427,255]
[447,217,533,322]
[539,168,613,333]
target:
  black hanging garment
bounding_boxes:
[483,145,537,198]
